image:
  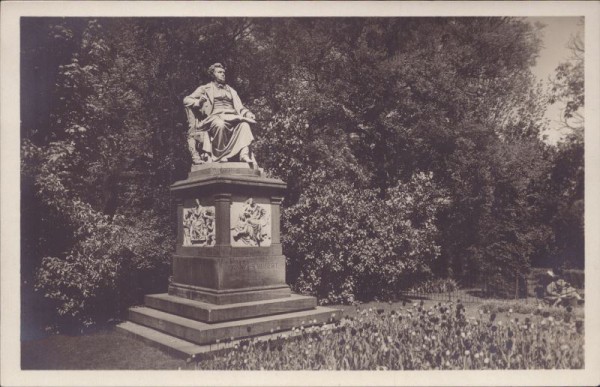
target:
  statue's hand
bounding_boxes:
[194,96,208,108]
[245,112,256,120]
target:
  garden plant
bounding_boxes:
[195,301,584,370]
[19,19,586,379]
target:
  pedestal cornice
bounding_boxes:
[170,164,286,196]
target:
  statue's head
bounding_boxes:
[208,63,226,84]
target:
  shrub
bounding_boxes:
[283,172,448,304]
[27,140,172,330]
[562,269,584,289]
[478,300,584,320]
[35,212,171,330]
[484,271,529,299]
[408,278,459,294]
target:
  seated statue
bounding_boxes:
[544,268,582,307]
[183,63,257,166]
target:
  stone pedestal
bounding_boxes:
[119,163,341,357]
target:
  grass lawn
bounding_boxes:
[20,298,583,370]
[21,328,193,370]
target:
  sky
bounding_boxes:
[528,17,584,143]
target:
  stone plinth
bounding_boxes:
[169,163,289,304]
[144,293,317,323]
[120,163,341,357]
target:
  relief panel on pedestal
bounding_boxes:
[230,198,271,247]
[183,199,216,247]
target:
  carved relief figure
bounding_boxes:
[231,198,271,247]
[183,63,258,166]
[183,200,216,247]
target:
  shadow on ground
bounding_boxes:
[21,328,192,370]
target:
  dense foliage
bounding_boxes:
[283,173,448,303]
[21,18,584,329]
[545,27,585,269]
[195,301,584,370]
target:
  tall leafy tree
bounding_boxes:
[248,18,554,289]
[546,27,584,268]
[21,17,579,328]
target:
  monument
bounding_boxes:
[118,63,340,357]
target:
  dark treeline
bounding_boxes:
[21,17,584,330]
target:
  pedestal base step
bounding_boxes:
[145,293,317,323]
[168,283,291,305]
[117,320,338,360]
[128,305,340,347]
[117,321,207,358]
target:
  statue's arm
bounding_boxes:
[230,88,255,119]
[183,86,208,108]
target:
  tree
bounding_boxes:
[22,17,574,329]
[546,25,585,268]
[22,17,284,329]
[248,18,554,292]
[549,29,584,142]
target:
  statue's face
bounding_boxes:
[213,67,226,84]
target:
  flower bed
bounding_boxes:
[195,301,584,370]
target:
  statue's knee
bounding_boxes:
[212,118,227,131]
